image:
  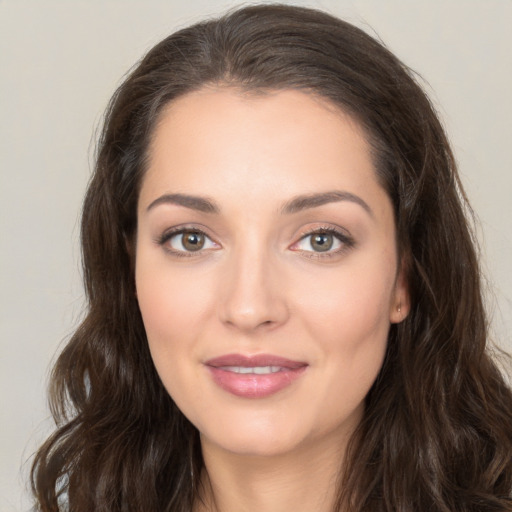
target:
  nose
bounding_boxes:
[218,245,289,333]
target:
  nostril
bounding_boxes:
[218,262,289,331]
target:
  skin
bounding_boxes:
[135,88,409,512]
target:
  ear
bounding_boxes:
[389,261,410,324]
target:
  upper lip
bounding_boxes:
[205,353,308,369]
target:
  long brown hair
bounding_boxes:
[31,4,512,511]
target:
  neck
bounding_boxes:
[194,429,351,512]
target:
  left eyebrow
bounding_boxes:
[281,191,373,217]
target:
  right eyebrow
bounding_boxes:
[146,193,220,214]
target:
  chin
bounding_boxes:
[191,407,306,457]
[201,428,307,458]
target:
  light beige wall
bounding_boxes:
[1,1,510,509]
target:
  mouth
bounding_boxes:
[204,354,308,398]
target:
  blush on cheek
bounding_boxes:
[299,276,391,336]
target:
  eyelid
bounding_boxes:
[155,224,221,256]
[289,225,355,257]
[154,223,354,258]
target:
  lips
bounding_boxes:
[204,354,308,398]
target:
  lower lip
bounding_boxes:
[206,366,307,398]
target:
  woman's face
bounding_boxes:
[135,88,408,457]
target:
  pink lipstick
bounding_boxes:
[204,354,308,398]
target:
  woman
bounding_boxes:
[31,4,512,511]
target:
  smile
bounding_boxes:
[205,354,308,398]
[218,366,283,374]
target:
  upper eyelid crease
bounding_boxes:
[295,227,354,246]
[158,226,215,242]
[157,228,219,256]
[157,226,353,259]
[157,225,351,245]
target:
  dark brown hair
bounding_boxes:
[31,4,512,511]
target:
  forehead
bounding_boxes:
[140,87,388,218]
[150,87,369,162]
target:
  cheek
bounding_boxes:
[291,256,394,401]
[293,258,395,347]
[135,255,216,377]
[298,273,391,411]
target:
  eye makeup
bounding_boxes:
[154,222,356,261]
[155,224,220,258]
[289,225,356,260]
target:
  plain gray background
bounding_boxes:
[1,1,511,510]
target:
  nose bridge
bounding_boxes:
[219,234,288,331]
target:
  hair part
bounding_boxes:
[32,4,512,511]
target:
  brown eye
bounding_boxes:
[310,233,334,252]
[181,231,205,251]
[162,229,217,254]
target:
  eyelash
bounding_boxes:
[156,225,218,258]
[291,226,355,259]
[155,225,355,259]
